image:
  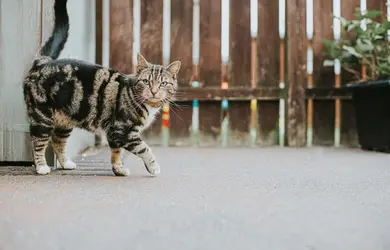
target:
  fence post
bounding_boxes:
[287,0,306,147]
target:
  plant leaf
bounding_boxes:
[342,45,363,58]
[356,38,374,52]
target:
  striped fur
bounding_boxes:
[23,0,181,176]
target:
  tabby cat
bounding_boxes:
[23,0,181,176]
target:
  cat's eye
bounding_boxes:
[160,82,169,87]
[141,79,149,85]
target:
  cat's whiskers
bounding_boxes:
[168,99,190,111]
[161,98,184,121]
[133,95,146,112]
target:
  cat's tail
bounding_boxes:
[40,0,69,60]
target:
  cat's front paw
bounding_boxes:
[36,165,51,175]
[112,165,130,177]
[60,160,77,170]
[145,162,161,176]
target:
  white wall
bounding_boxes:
[0,0,97,162]
[0,0,41,161]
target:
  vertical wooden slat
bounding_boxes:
[199,0,221,86]
[287,0,306,147]
[367,0,386,20]
[258,0,280,86]
[258,0,280,146]
[141,0,164,142]
[229,101,251,146]
[341,0,361,26]
[109,0,133,73]
[198,0,221,146]
[169,0,193,146]
[95,0,103,66]
[93,0,104,148]
[313,1,334,87]
[312,0,335,146]
[197,101,219,146]
[228,0,251,146]
[171,0,193,85]
[229,0,251,87]
[141,0,163,64]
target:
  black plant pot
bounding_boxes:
[344,79,390,153]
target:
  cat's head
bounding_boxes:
[133,53,181,107]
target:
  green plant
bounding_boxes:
[323,8,390,82]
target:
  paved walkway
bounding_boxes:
[1,147,390,250]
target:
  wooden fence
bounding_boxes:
[0,0,387,164]
[100,0,387,148]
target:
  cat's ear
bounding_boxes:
[165,61,181,78]
[136,53,149,74]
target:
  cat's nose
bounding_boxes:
[151,89,157,97]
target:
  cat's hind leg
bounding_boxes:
[31,126,53,175]
[52,127,77,170]
[28,108,53,175]
[106,133,130,176]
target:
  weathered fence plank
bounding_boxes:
[199,0,221,87]
[313,1,333,88]
[95,0,103,65]
[171,0,193,86]
[141,0,163,64]
[169,0,193,146]
[257,0,280,145]
[197,0,221,146]
[312,0,334,146]
[287,0,306,147]
[258,0,280,87]
[228,0,251,145]
[230,0,251,87]
[109,0,133,73]
[367,0,386,21]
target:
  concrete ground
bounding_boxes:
[1,147,390,250]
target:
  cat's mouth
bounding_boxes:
[146,98,163,103]
[145,98,164,107]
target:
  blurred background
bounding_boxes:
[0,0,387,163]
